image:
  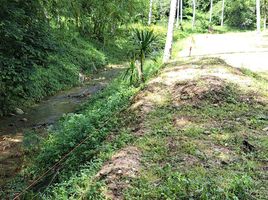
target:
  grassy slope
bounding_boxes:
[124,58,268,199]
[8,25,265,199]
[35,55,268,200]
[0,34,108,116]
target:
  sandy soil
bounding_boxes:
[180,31,268,72]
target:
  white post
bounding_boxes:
[163,0,177,63]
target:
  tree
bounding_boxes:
[176,0,180,28]
[263,0,267,30]
[180,0,183,22]
[256,0,261,33]
[148,0,154,25]
[192,0,196,29]
[224,0,256,29]
[221,0,225,26]
[163,0,177,63]
[209,0,213,23]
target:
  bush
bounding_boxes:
[225,0,256,29]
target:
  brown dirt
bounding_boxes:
[0,134,23,186]
[172,76,227,106]
[95,146,141,200]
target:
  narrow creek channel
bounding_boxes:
[0,66,123,187]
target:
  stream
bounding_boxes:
[0,66,123,187]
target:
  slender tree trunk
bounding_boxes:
[159,0,163,19]
[256,0,261,33]
[148,0,153,25]
[192,0,196,29]
[163,0,177,63]
[264,0,267,30]
[180,0,183,22]
[176,0,180,28]
[221,0,225,26]
[264,15,267,30]
[209,0,213,23]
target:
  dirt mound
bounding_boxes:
[172,76,238,105]
[95,146,141,200]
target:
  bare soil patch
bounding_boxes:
[95,146,141,200]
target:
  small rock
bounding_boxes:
[262,126,268,132]
[204,130,211,135]
[15,108,24,115]
[20,118,28,122]
[221,160,228,165]
[242,140,255,152]
[8,113,16,117]
[180,95,190,100]
[117,170,122,175]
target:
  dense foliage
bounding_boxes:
[1,0,267,199]
[0,0,148,115]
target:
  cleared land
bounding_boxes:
[180,31,268,72]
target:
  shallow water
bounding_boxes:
[0,66,122,187]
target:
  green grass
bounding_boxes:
[4,22,266,199]
[16,59,266,200]
[123,78,267,199]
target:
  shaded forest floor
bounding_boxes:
[41,57,268,199]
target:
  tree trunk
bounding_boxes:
[209,0,213,23]
[180,0,183,22]
[176,0,180,28]
[192,0,196,29]
[159,0,163,19]
[221,0,225,26]
[264,0,267,30]
[264,15,267,30]
[148,0,153,25]
[256,0,261,33]
[163,0,177,63]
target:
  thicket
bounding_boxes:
[0,0,148,116]
[153,0,259,29]
[1,0,266,196]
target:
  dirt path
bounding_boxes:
[0,66,123,187]
[180,31,268,72]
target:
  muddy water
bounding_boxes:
[0,66,123,187]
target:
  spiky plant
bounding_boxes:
[133,29,157,82]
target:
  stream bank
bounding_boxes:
[0,66,123,187]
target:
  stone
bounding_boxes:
[262,126,268,132]
[15,108,24,115]
[204,130,211,135]
[20,118,28,122]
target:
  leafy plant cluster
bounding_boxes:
[0,0,56,115]
[150,0,259,30]
[0,0,147,116]
[3,39,170,198]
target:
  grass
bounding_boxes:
[3,22,265,199]
[15,57,266,200]
[122,61,267,199]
